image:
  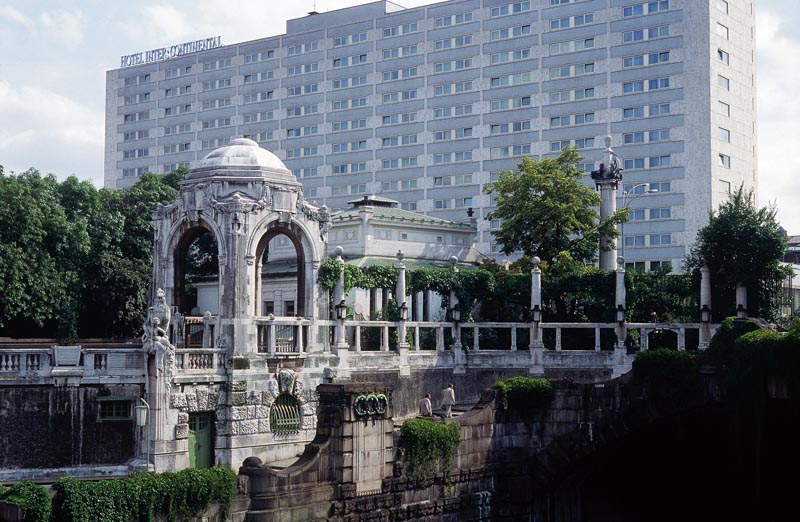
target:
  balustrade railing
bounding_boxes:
[175,349,227,371]
[255,317,310,355]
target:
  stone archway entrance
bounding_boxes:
[254,226,306,318]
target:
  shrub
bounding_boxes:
[493,376,553,413]
[399,419,461,480]
[633,348,701,410]
[52,467,236,522]
[0,481,51,522]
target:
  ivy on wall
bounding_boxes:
[492,376,553,414]
[399,418,461,481]
[52,467,236,522]
[0,481,51,522]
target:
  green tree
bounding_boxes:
[685,187,791,321]
[485,148,627,265]
[0,169,89,338]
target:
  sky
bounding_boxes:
[0,0,798,231]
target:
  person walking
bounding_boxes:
[418,393,433,417]
[441,383,455,418]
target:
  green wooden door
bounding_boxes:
[188,413,213,468]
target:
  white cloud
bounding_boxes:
[0,6,34,30]
[756,10,800,232]
[0,80,104,184]
[39,9,88,46]
[142,4,192,42]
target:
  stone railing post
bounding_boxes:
[613,256,628,375]
[529,256,544,375]
[699,265,712,350]
[395,250,409,350]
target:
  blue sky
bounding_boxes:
[1,0,798,232]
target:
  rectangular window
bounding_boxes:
[649,234,672,246]
[491,1,531,16]
[717,49,730,64]
[717,0,729,14]
[717,23,729,39]
[717,101,731,116]
[720,179,731,193]
[287,42,319,56]
[550,13,594,31]
[244,50,274,63]
[434,35,472,50]
[550,38,594,55]
[435,12,473,27]
[718,154,731,168]
[623,1,669,17]
[491,24,531,41]
[333,32,367,47]
[383,22,418,38]
[718,75,730,90]
[718,127,731,142]
[98,399,132,421]
[650,208,671,219]
[624,235,646,247]
[624,25,669,42]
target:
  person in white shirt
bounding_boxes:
[440,383,455,418]
[418,393,433,417]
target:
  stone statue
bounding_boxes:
[142,288,176,392]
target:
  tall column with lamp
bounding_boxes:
[135,398,151,471]
[395,250,410,350]
[614,256,628,374]
[332,246,349,350]
[529,256,544,374]
[591,136,624,270]
[699,264,712,349]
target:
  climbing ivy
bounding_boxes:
[493,376,553,413]
[52,467,237,522]
[0,481,51,522]
[399,418,461,481]
[318,262,495,320]
[633,349,701,410]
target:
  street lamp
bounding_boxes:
[398,301,408,321]
[531,304,542,323]
[135,398,150,471]
[616,304,626,325]
[450,302,461,323]
[619,183,658,260]
[335,299,347,320]
[736,303,747,319]
[701,304,712,323]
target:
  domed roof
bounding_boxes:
[197,138,288,170]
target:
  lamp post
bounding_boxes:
[619,183,658,260]
[135,398,151,471]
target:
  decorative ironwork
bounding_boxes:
[353,393,388,419]
[270,393,301,433]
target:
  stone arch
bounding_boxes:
[168,219,225,314]
[249,217,320,318]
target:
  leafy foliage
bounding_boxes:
[633,349,701,410]
[685,187,791,321]
[626,267,697,322]
[0,168,179,338]
[52,467,236,522]
[399,419,461,480]
[0,481,51,522]
[485,148,627,264]
[493,376,553,413]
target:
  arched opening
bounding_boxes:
[647,328,678,350]
[269,393,301,434]
[173,225,220,316]
[254,227,305,317]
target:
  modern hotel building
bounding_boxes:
[105,0,756,268]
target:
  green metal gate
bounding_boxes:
[188,413,213,468]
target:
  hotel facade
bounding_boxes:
[105,0,756,268]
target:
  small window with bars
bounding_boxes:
[97,398,132,421]
[270,394,301,433]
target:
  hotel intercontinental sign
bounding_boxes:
[120,36,222,68]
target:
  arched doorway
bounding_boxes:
[173,224,220,316]
[254,226,305,318]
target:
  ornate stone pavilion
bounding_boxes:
[144,138,337,470]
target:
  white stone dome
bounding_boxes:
[197,138,288,170]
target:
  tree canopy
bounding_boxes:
[484,147,627,265]
[0,168,178,339]
[685,186,791,321]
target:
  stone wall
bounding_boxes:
[0,384,141,474]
